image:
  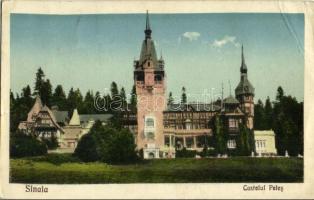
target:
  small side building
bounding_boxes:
[254,130,277,156]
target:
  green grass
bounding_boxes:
[10,155,303,183]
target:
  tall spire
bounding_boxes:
[145,10,152,39]
[241,45,247,74]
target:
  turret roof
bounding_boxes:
[223,95,240,104]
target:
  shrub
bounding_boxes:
[42,135,59,150]
[75,121,139,164]
[74,133,99,162]
[106,129,138,164]
[27,153,81,165]
[176,148,197,158]
[10,131,47,158]
[199,147,216,157]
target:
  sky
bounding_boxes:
[10,13,304,103]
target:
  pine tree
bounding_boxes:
[276,86,284,101]
[264,96,273,129]
[103,94,112,113]
[34,67,45,95]
[67,88,83,116]
[181,87,187,104]
[82,90,95,114]
[213,115,226,155]
[110,82,119,99]
[33,68,52,106]
[237,123,252,156]
[41,79,52,106]
[129,85,137,111]
[167,92,174,105]
[254,99,266,130]
[51,85,67,110]
[120,87,127,110]
[21,85,33,109]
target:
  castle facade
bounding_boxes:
[133,12,256,159]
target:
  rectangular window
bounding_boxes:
[175,137,184,149]
[196,135,205,148]
[229,118,239,131]
[227,139,236,149]
[186,137,194,148]
[145,117,154,127]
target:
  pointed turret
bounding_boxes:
[235,45,254,97]
[136,11,163,70]
[240,45,247,74]
[69,109,81,126]
[145,10,152,39]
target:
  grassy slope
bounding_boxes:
[10,157,303,183]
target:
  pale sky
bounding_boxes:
[11,13,304,103]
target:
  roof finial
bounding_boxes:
[228,80,231,96]
[241,44,247,73]
[145,10,152,39]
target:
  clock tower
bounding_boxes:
[235,46,255,129]
[133,11,166,158]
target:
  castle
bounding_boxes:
[132,12,275,159]
[18,12,277,158]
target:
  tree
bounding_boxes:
[110,82,121,112]
[107,129,138,164]
[264,96,273,129]
[10,87,34,132]
[67,88,83,116]
[75,121,138,164]
[33,67,52,105]
[74,133,100,162]
[213,115,227,155]
[10,131,47,158]
[51,85,67,110]
[276,86,284,101]
[110,81,119,99]
[103,94,112,113]
[21,85,33,108]
[181,87,187,104]
[42,134,59,150]
[237,123,253,156]
[272,86,303,156]
[120,87,127,110]
[41,79,53,106]
[129,85,137,111]
[167,92,174,105]
[254,99,266,130]
[81,90,95,114]
[34,67,45,95]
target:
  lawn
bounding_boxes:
[10,154,303,183]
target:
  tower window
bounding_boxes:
[154,74,162,84]
[148,61,150,67]
[146,132,155,140]
[145,118,154,127]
